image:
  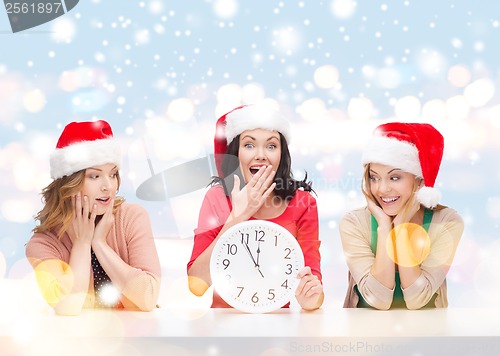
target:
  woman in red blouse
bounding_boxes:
[187,103,323,310]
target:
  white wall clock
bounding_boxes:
[210,220,305,313]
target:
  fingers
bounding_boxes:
[89,201,98,221]
[258,166,276,195]
[231,175,241,198]
[74,192,82,214]
[295,266,322,298]
[249,165,275,191]
[261,182,277,202]
[73,192,96,223]
[82,194,90,218]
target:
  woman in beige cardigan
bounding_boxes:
[26,120,160,315]
[339,122,463,310]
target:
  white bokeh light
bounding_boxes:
[0,251,5,279]
[347,97,374,120]
[448,64,471,87]
[135,29,151,45]
[149,0,163,14]
[213,0,238,19]
[272,26,301,54]
[13,156,38,191]
[167,98,195,122]
[488,105,500,129]
[50,18,76,43]
[394,96,421,120]
[463,78,495,108]
[241,83,265,103]
[99,284,121,306]
[313,65,340,89]
[23,89,46,113]
[216,83,243,116]
[422,99,446,121]
[377,67,401,89]
[486,197,500,220]
[1,199,36,223]
[331,0,356,19]
[446,95,470,120]
[417,49,447,77]
[296,98,328,122]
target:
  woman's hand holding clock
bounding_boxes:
[295,266,324,311]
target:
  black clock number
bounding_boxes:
[255,229,265,242]
[240,233,249,245]
[222,258,230,270]
[281,279,289,289]
[268,289,275,300]
[226,244,237,255]
[237,286,244,297]
[251,292,259,303]
[285,263,292,275]
[284,247,291,259]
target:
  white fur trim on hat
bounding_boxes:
[225,104,291,144]
[416,186,442,209]
[361,136,423,178]
[50,138,122,179]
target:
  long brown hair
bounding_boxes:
[33,169,124,238]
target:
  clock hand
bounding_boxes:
[241,240,258,266]
[256,242,261,267]
[255,243,264,278]
[241,240,265,278]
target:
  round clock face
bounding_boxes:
[210,220,305,313]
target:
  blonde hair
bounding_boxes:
[33,169,124,238]
[361,163,423,219]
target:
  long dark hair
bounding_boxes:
[211,133,314,201]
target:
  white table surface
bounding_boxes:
[1,307,499,356]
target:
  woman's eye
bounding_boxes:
[267,144,277,150]
[244,143,254,149]
[390,176,400,181]
[369,176,379,182]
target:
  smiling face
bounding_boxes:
[81,163,119,215]
[237,128,281,184]
[368,163,418,216]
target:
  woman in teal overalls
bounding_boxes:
[339,122,463,310]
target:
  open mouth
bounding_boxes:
[96,197,110,203]
[249,165,266,175]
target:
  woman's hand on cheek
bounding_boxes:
[93,198,115,246]
[366,195,392,229]
[295,266,323,311]
[67,192,96,246]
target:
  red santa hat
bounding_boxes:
[361,122,444,209]
[214,103,291,177]
[50,120,121,179]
